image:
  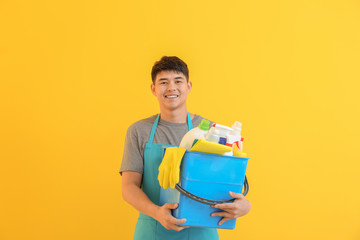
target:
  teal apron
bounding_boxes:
[133,114,219,240]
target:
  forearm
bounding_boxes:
[122,183,160,220]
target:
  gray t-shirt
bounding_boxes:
[120,114,210,175]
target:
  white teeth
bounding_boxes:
[166,95,177,98]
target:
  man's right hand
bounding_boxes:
[155,203,189,232]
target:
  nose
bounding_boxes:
[167,81,176,91]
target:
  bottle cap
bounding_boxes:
[232,121,242,131]
[198,119,210,131]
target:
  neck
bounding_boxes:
[159,107,188,123]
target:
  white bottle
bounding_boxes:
[179,119,210,150]
[211,123,233,141]
[209,123,233,155]
[231,121,242,135]
[230,121,243,152]
[223,121,243,156]
[230,121,242,145]
[224,133,237,156]
[205,127,221,143]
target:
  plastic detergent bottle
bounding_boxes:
[209,123,233,155]
[179,119,210,150]
[212,123,233,142]
[205,127,221,143]
[224,121,242,156]
[227,121,242,148]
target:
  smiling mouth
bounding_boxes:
[165,95,179,98]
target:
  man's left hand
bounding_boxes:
[211,191,251,226]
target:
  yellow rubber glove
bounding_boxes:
[158,147,186,189]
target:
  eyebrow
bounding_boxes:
[158,76,184,81]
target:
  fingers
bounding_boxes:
[170,217,186,225]
[229,191,244,199]
[171,224,189,232]
[158,165,164,187]
[212,202,234,210]
[211,211,232,218]
[212,193,244,209]
[164,203,178,210]
[169,165,175,189]
[170,163,178,189]
[172,162,180,188]
[163,220,188,232]
[211,210,233,226]
[160,203,188,231]
[162,167,169,189]
[166,215,188,232]
[218,217,231,226]
[170,148,183,188]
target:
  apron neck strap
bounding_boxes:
[148,113,193,144]
[187,112,193,131]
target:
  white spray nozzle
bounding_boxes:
[231,121,242,131]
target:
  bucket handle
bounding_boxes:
[175,176,249,206]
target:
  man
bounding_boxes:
[120,56,251,240]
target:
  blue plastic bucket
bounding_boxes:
[159,150,249,229]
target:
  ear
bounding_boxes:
[188,81,192,91]
[150,83,156,96]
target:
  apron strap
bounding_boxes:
[148,114,160,144]
[187,112,193,131]
[148,113,193,144]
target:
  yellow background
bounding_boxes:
[1,0,360,239]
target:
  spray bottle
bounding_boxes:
[211,123,233,144]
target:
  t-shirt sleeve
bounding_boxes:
[119,124,144,175]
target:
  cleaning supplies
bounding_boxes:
[219,137,227,145]
[239,137,244,152]
[210,123,233,144]
[190,139,232,155]
[223,121,243,156]
[230,121,242,148]
[158,147,187,189]
[207,123,233,155]
[179,119,210,150]
[233,143,247,157]
[159,147,249,229]
[204,127,221,143]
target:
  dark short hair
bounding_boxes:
[151,56,189,83]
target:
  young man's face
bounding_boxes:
[151,70,192,112]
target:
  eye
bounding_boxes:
[160,81,167,85]
[176,80,183,84]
